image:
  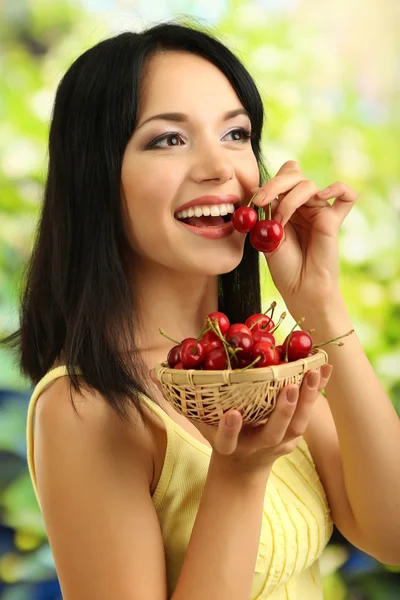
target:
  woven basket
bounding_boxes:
[154,348,328,426]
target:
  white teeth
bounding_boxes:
[175,202,237,220]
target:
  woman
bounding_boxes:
[2,20,400,600]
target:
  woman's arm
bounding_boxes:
[300,293,400,565]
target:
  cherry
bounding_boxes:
[275,344,286,361]
[225,329,253,359]
[250,219,283,253]
[225,324,254,357]
[180,338,205,369]
[235,355,255,368]
[199,331,223,355]
[246,314,275,333]
[207,311,230,335]
[283,331,313,361]
[173,361,184,369]
[203,347,228,370]
[252,329,276,345]
[225,323,252,337]
[252,341,280,367]
[167,344,182,368]
[232,206,258,233]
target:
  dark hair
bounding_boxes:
[1,19,270,427]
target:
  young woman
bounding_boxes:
[2,20,400,600]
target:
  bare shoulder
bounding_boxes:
[33,372,168,600]
[35,371,155,488]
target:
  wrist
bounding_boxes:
[287,293,350,341]
[209,450,272,490]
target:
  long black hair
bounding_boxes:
[1,19,270,427]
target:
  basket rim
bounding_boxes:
[154,348,328,385]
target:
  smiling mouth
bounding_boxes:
[175,213,232,227]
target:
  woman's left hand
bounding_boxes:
[251,160,358,317]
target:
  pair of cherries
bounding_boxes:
[231,189,283,252]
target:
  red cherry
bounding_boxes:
[225,323,252,337]
[251,329,276,345]
[180,338,205,369]
[283,331,313,361]
[236,355,254,368]
[199,331,223,355]
[167,344,182,367]
[225,324,254,358]
[250,219,283,253]
[203,347,228,370]
[245,313,275,332]
[231,206,258,233]
[275,344,287,361]
[252,341,280,367]
[173,361,184,369]
[207,311,230,335]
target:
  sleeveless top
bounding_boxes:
[26,366,333,599]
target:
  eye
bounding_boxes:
[223,127,253,142]
[147,133,184,149]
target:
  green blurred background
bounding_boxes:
[1,0,399,598]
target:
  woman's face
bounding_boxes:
[121,50,260,276]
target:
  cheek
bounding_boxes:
[120,156,180,256]
[236,153,260,191]
[122,155,180,214]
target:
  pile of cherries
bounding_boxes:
[161,302,354,371]
[231,191,283,252]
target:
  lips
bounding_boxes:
[176,219,235,239]
[173,194,241,216]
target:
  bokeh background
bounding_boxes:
[1,0,399,598]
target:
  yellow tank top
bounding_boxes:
[26,366,333,599]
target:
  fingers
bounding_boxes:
[285,365,333,438]
[252,171,307,207]
[149,368,163,394]
[214,410,243,456]
[254,385,300,447]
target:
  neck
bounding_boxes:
[129,259,219,358]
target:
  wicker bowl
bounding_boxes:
[154,348,328,426]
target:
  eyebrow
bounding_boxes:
[135,108,250,131]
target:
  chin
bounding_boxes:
[188,248,244,276]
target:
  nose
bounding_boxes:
[190,145,234,184]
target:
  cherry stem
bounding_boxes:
[312,329,355,349]
[159,328,181,345]
[284,317,306,362]
[236,355,262,371]
[247,190,259,208]
[206,317,232,370]
[270,311,287,334]
[248,301,277,331]
[268,202,272,220]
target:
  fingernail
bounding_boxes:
[287,387,299,403]
[307,370,319,388]
[226,412,240,428]
[322,364,333,378]
[317,187,331,196]
[254,190,266,204]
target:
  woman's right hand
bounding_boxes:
[187,364,333,477]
